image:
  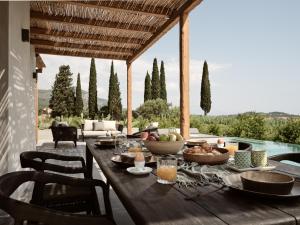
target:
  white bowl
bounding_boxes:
[143,140,184,155]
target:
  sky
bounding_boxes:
[38,0,300,115]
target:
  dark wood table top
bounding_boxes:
[86,140,300,225]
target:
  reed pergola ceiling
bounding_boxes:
[30,0,202,62]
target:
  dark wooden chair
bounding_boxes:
[238,142,252,151]
[0,171,114,225]
[20,151,103,215]
[268,153,300,164]
[51,126,77,148]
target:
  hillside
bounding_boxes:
[38,89,107,111]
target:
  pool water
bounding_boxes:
[226,137,300,156]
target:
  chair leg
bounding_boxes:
[103,184,114,221]
[91,188,101,216]
[74,141,77,147]
[54,141,58,148]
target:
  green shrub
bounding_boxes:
[276,119,300,144]
[231,112,265,139]
[136,99,168,120]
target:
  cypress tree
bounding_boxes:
[144,71,151,102]
[200,61,212,115]
[49,65,74,118]
[110,73,122,120]
[88,58,97,119]
[75,73,83,116]
[108,61,114,115]
[160,60,167,101]
[151,58,160,99]
[95,89,98,115]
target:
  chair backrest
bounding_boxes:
[0,171,113,225]
[51,126,77,140]
[20,151,86,175]
[238,142,252,151]
[268,153,300,163]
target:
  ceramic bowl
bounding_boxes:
[143,140,184,155]
[241,171,295,195]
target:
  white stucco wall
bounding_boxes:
[0,2,9,174]
[0,2,36,174]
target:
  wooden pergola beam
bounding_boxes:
[30,27,144,46]
[127,61,132,135]
[179,12,190,139]
[31,38,134,54]
[35,48,127,61]
[31,10,156,34]
[128,0,203,63]
[65,1,172,18]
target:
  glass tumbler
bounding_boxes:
[113,134,127,155]
[157,157,177,184]
[225,142,239,157]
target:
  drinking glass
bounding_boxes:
[225,142,239,157]
[157,157,177,184]
[113,134,127,155]
[128,141,142,152]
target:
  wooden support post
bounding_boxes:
[35,77,39,143]
[127,61,132,135]
[179,12,190,139]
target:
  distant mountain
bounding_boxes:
[38,89,107,111]
[264,111,299,118]
[191,111,299,118]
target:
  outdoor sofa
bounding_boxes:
[81,120,123,141]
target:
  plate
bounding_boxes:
[95,139,122,148]
[127,167,153,175]
[223,173,300,199]
[111,155,156,168]
[227,163,276,172]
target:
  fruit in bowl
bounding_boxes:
[143,132,184,155]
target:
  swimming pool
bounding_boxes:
[226,137,300,156]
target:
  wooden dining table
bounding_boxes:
[85,139,300,225]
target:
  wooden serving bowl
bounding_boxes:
[241,171,295,195]
[183,148,229,165]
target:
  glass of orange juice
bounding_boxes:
[225,142,239,157]
[157,157,177,184]
[128,141,142,153]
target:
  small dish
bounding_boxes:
[111,155,156,168]
[227,163,276,172]
[127,167,153,175]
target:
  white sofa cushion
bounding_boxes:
[82,130,121,136]
[93,121,104,131]
[84,120,98,131]
[102,120,117,131]
[82,130,108,136]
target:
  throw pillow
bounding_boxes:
[93,121,104,131]
[102,120,117,131]
[51,120,59,127]
[84,120,98,131]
